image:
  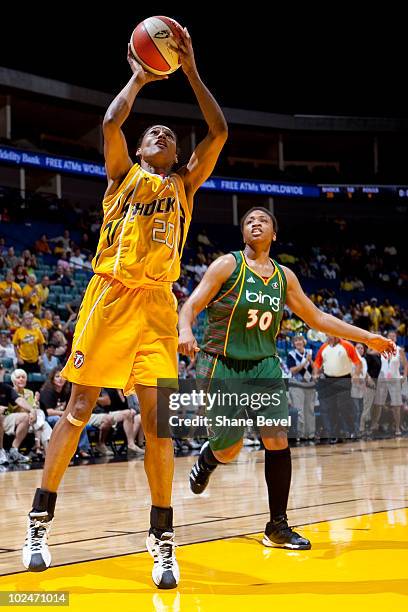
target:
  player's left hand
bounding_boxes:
[171,25,197,76]
[365,334,396,358]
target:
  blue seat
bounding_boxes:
[0,358,14,371]
[28,373,45,383]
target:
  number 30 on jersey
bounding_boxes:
[246,309,273,331]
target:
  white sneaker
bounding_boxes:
[22,511,53,572]
[146,531,179,589]
[9,447,31,463]
[0,449,8,465]
[243,437,256,446]
[127,444,145,455]
[95,443,114,456]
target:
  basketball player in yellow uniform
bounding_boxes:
[23,25,227,589]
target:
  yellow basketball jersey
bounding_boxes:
[93,163,192,288]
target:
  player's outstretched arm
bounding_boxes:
[103,47,168,192]
[174,25,228,196]
[178,254,236,359]
[282,266,396,357]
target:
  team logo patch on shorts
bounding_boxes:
[73,351,85,369]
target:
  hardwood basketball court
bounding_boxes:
[0,439,407,610]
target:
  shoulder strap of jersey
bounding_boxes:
[231,251,243,266]
[208,251,244,306]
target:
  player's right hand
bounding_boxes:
[127,45,169,84]
[365,334,396,357]
[178,329,200,360]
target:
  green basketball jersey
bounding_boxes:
[201,251,287,360]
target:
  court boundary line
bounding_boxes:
[0,498,364,554]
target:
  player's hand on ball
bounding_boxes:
[127,45,169,84]
[172,25,197,76]
[178,329,200,359]
[365,334,396,358]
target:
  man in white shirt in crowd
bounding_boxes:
[313,336,362,443]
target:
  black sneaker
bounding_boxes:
[263,515,311,550]
[189,442,216,495]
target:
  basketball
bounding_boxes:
[130,16,182,76]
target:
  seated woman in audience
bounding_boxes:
[11,368,52,459]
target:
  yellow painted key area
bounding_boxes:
[1,509,407,611]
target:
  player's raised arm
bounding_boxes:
[178,254,236,358]
[102,47,168,193]
[282,265,396,356]
[174,25,228,196]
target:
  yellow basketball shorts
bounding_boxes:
[61,274,178,393]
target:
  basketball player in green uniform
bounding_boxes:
[178,207,396,549]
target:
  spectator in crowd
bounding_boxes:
[53,241,65,258]
[313,336,362,443]
[371,331,407,437]
[11,368,52,459]
[4,247,18,270]
[49,330,68,361]
[60,268,76,289]
[6,304,21,334]
[0,271,22,308]
[34,234,52,255]
[40,344,60,376]
[50,230,71,253]
[364,298,382,332]
[21,250,37,272]
[0,303,10,331]
[66,291,85,318]
[57,253,72,273]
[359,347,382,436]
[0,330,16,368]
[49,315,63,335]
[22,275,40,314]
[287,335,316,443]
[49,264,66,285]
[40,309,54,334]
[12,311,45,373]
[0,362,32,464]
[69,247,85,270]
[39,368,90,458]
[14,263,28,285]
[350,343,368,437]
[82,253,93,271]
[380,299,396,331]
[35,276,50,311]
[89,389,144,456]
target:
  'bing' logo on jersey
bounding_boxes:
[247,276,256,283]
[245,290,281,312]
